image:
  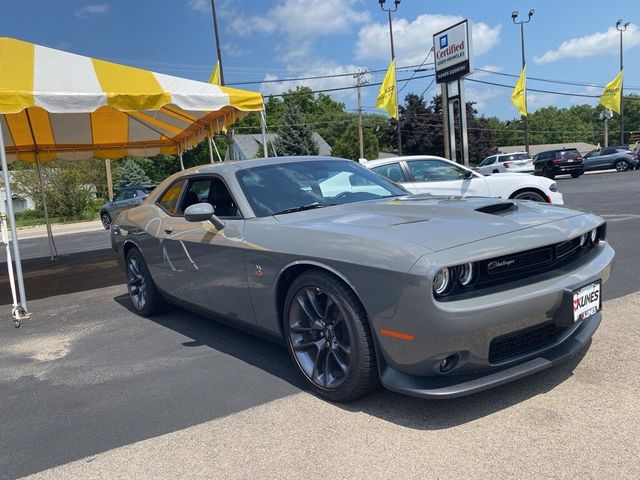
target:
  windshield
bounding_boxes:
[236,159,407,217]
[559,149,580,157]
[500,153,530,162]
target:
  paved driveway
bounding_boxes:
[1,171,639,479]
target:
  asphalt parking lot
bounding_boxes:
[1,170,639,479]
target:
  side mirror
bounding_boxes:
[463,170,473,179]
[184,203,226,230]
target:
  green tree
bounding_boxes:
[115,159,151,190]
[273,103,319,156]
[332,122,379,161]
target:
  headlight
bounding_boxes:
[590,229,597,244]
[433,268,451,296]
[457,263,475,286]
[580,233,588,247]
[549,182,558,192]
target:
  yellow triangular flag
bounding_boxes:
[376,59,398,119]
[511,66,527,117]
[600,70,623,114]
[209,60,221,85]
[596,142,601,150]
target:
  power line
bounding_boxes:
[398,49,433,94]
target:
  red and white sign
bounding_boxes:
[572,281,601,323]
[433,20,474,84]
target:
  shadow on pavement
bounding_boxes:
[0,248,122,304]
[118,293,591,431]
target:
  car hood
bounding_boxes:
[274,195,584,252]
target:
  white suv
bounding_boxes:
[478,152,534,175]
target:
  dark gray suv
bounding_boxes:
[99,185,156,229]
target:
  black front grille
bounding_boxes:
[488,321,568,363]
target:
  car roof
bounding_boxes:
[497,151,528,156]
[365,155,449,168]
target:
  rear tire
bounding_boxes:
[101,213,111,229]
[543,166,555,179]
[570,172,582,178]
[283,270,379,402]
[614,160,629,172]
[125,248,168,316]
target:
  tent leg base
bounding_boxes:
[12,306,30,328]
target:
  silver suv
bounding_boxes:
[478,152,534,175]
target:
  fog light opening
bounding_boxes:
[439,353,460,373]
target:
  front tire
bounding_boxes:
[283,270,379,402]
[511,190,547,202]
[125,248,168,316]
[101,213,111,229]
[571,172,582,178]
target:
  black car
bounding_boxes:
[533,148,584,179]
[99,185,156,229]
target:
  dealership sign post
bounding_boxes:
[433,20,473,166]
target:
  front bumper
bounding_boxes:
[371,218,614,398]
[380,312,600,399]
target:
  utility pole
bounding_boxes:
[379,0,402,155]
[512,10,534,154]
[616,19,630,145]
[354,70,368,160]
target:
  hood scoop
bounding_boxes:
[475,201,518,215]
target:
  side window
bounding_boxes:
[371,163,407,183]
[178,177,241,218]
[157,179,186,215]
[406,160,466,181]
[480,156,495,166]
[113,190,127,201]
[602,148,616,155]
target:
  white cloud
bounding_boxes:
[227,0,370,60]
[187,0,209,12]
[356,14,501,64]
[74,3,110,19]
[260,62,368,101]
[534,24,640,64]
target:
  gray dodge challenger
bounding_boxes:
[111,156,614,402]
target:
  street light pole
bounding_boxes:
[379,0,402,155]
[616,19,630,145]
[512,9,534,155]
[210,0,224,86]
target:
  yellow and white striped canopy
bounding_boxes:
[0,37,263,162]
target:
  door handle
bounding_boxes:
[164,226,174,234]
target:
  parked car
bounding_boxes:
[365,155,563,204]
[582,147,638,172]
[100,185,156,229]
[533,148,584,179]
[478,152,534,175]
[111,156,614,402]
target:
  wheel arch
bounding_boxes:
[509,187,550,203]
[274,261,364,336]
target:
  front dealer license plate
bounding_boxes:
[572,281,601,323]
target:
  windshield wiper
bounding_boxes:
[273,202,336,215]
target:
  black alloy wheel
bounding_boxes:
[101,213,111,229]
[125,248,167,316]
[284,270,379,402]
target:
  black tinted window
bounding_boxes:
[559,149,580,157]
[371,163,407,182]
[157,179,186,214]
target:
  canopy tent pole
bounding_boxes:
[209,136,222,162]
[105,159,113,201]
[260,109,268,158]
[0,126,30,325]
[207,136,215,163]
[34,154,58,260]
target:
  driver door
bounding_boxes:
[403,159,490,197]
[148,176,254,325]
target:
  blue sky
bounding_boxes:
[2,0,640,120]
